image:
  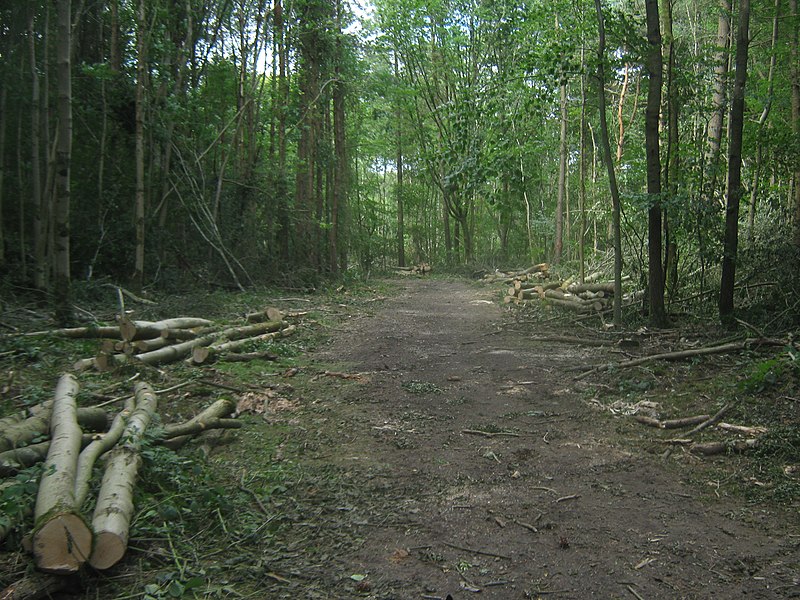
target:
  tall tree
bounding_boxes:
[645,0,667,327]
[594,0,622,325]
[395,52,406,268]
[133,0,146,292]
[53,0,73,324]
[719,0,751,319]
[791,0,800,246]
[704,0,731,202]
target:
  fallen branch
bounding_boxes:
[690,439,759,455]
[633,414,710,429]
[462,429,521,438]
[74,398,135,507]
[161,398,236,450]
[160,417,241,440]
[575,338,786,380]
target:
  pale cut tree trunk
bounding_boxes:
[32,374,93,574]
[89,382,158,570]
[74,397,135,507]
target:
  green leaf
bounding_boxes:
[350,574,367,581]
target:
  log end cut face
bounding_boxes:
[88,531,128,570]
[32,513,93,574]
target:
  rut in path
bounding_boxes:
[289,278,797,600]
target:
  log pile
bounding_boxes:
[0,375,241,574]
[394,263,432,276]
[63,309,296,372]
[481,263,550,284]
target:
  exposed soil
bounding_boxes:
[262,277,798,599]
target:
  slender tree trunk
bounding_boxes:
[554,80,568,263]
[747,0,779,240]
[594,0,623,325]
[53,0,72,325]
[579,49,588,284]
[331,0,346,275]
[719,0,750,319]
[0,83,5,268]
[132,0,146,292]
[110,0,121,72]
[705,0,731,203]
[616,64,629,163]
[791,0,800,246]
[28,6,47,289]
[645,0,667,327]
[395,52,405,268]
[661,0,679,298]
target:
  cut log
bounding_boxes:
[716,422,768,436]
[567,282,616,294]
[74,398,135,507]
[0,407,107,453]
[246,307,285,323]
[89,382,158,570]
[160,417,241,440]
[0,434,95,477]
[691,438,759,456]
[32,374,93,574]
[161,398,236,450]
[187,322,293,365]
[119,317,213,342]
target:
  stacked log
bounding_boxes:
[482,263,550,284]
[68,310,296,372]
[500,273,615,313]
[1,376,241,571]
[394,263,432,276]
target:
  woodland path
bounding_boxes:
[273,277,797,599]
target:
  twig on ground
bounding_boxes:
[462,429,520,438]
[555,494,581,503]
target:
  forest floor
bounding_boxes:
[236,276,799,599]
[1,276,799,599]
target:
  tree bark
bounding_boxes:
[791,0,800,246]
[89,382,158,570]
[705,0,731,203]
[719,0,750,320]
[74,398,135,507]
[32,374,92,574]
[161,398,236,449]
[554,79,568,263]
[644,0,667,327]
[133,0,146,292]
[594,0,623,326]
[53,0,73,325]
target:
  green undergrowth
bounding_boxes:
[592,340,799,509]
[0,278,393,598]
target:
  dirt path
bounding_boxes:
[276,278,797,599]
